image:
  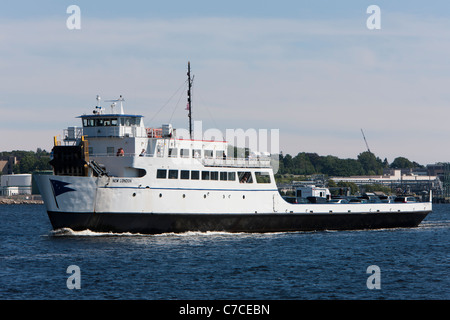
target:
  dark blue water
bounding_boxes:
[0,204,448,300]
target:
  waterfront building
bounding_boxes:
[0,174,32,196]
[330,169,440,194]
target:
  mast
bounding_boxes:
[187,62,193,139]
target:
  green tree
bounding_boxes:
[357,151,383,175]
[390,157,413,169]
[292,152,315,175]
[337,181,359,195]
[6,149,52,173]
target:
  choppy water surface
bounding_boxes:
[0,204,448,300]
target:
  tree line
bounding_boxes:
[0,149,52,174]
[277,151,422,177]
[1,148,422,178]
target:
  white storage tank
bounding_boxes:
[1,174,32,196]
[1,174,32,187]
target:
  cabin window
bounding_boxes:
[83,119,96,127]
[238,172,253,183]
[202,171,210,180]
[180,170,190,179]
[156,169,167,179]
[192,149,201,158]
[168,170,178,179]
[180,149,190,158]
[168,148,178,158]
[111,118,118,126]
[228,172,236,181]
[107,147,115,156]
[157,146,163,157]
[220,172,228,181]
[216,150,224,158]
[210,171,219,181]
[204,150,213,158]
[191,171,200,180]
[121,117,137,126]
[255,172,271,184]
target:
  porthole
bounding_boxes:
[159,193,162,198]
[132,193,136,197]
[243,195,246,199]
[182,194,186,198]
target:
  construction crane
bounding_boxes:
[361,129,372,154]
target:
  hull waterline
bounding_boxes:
[47,210,431,234]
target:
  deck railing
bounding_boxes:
[201,157,271,168]
[88,153,272,167]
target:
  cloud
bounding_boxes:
[1,13,450,164]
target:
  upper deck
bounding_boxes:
[55,96,272,179]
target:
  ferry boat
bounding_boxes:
[35,63,432,234]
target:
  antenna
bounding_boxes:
[105,95,125,114]
[94,95,103,114]
[361,129,372,154]
[187,62,194,139]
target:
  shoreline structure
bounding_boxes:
[0,196,43,205]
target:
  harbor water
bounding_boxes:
[0,204,448,300]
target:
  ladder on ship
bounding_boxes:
[88,160,109,177]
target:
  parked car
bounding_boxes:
[394,196,417,203]
[348,198,368,204]
[379,195,395,203]
[328,199,349,204]
[282,196,298,204]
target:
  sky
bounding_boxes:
[1,1,450,165]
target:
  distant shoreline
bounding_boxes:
[0,198,44,205]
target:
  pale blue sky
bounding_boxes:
[2,1,450,19]
[1,1,450,164]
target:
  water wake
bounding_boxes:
[49,228,284,238]
[50,228,140,237]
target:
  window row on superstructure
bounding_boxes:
[82,117,141,127]
[156,169,272,184]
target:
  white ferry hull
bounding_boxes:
[36,174,431,234]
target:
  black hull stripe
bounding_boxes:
[47,211,430,234]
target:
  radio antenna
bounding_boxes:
[187,62,194,139]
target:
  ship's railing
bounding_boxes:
[147,128,162,138]
[62,127,83,145]
[89,153,142,157]
[202,157,272,168]
[87,153,272,167]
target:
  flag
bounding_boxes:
[50,179,76,209]
[50,179,76,197]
